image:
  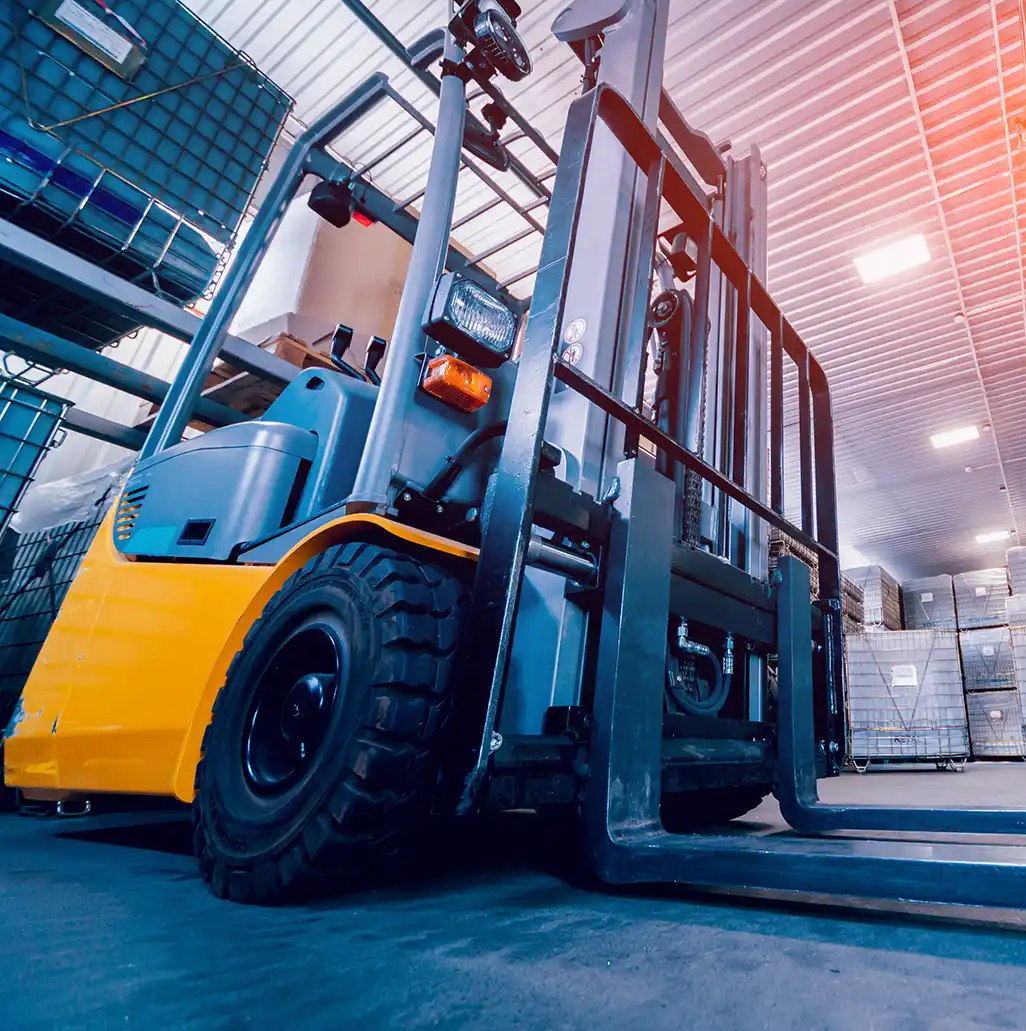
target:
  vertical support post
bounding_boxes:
[770,313,784,514]
[684,218,714,456]
[502,0,668,737]
[546,0,667,498]
[616,154,666,446]
[740,148,769,582]
[796,347,814,538]
[585,455,675,872]
[809,359,840,601]
[349,34,467,506]
[448,91,600,812]
[730,271,751,489]
[809,357,843,757]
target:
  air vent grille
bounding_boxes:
[114,485,148,542]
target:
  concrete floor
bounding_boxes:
[5,766,1026,1030]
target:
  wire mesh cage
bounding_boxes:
[0,0,292,355]
[901,575,957,631]
[4,0,291,243]
[845,630,969,763]
[954,568,1009,630]
[966,690,1026,759]
[959,627,1016,693]
[0,507,107,730]
[1007,547,1026,597]
[0,377,67,537]
[1011,627,1026,698]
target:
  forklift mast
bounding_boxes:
[502,0,671,739]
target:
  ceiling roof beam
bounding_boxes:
[886,0,1019,544]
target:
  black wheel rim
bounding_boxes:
[242,616,347,796]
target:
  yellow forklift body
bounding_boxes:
[3,509,476,802]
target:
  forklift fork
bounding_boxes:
[591,461,1026,909]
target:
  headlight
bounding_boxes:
[474,4,532,82]
[423,272,518,367]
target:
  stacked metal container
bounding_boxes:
[1008,595,1026,629]
[901,575,957,630]
[0,380,67,538]
[1012,627,1026,703]
[1007,549,1026,630]
[1007,547,1026,596]
[845,630,969,767]
[844,565,902,630]
[0,0,291,352]
[994,550,1026,757]
[841,575,865,636]
[960,627,1017,692]
[769,529,818,597]
[965,691,1026,758]
[0,513,107,733]
[953,568,1009,629]
[959,627,1022,759]
[954,568,1022,757]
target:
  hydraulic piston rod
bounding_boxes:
[526,535,597,584]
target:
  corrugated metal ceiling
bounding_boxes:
[188,0,1026,579]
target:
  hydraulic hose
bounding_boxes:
[422,420,507,501]
[668,631,733,717]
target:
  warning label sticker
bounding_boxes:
[890,664,919,688]
[54,0,133,64]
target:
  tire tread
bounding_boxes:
[193,543,466,903]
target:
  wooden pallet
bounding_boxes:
[136,333,336,431]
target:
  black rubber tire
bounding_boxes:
[0,745,17,814]
[660,785,771,832]
[193,541,465,904]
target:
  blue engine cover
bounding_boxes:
[115,369,376,561]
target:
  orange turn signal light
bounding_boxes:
[422,354,492,412]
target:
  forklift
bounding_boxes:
[9,0,1026,908]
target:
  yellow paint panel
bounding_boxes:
[168,514,477,801]
[4,508,476,802]
[4,509,272,795]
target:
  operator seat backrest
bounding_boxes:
[260,367,377,523]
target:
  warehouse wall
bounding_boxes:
[296,216,412,366]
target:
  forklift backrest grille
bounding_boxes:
[542,85,840,600]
